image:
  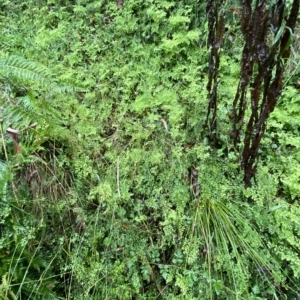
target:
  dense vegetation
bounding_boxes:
[1,0,300,299]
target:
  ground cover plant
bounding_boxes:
[1,0,300,299]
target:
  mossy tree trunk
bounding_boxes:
[206,0,299,187]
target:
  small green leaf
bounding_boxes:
[162,272,168,280]
[214,280,223,295]
[252,284,260,295]
[273,25,285,45]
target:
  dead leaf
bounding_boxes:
[160,118,168,131]
[7,128,21,153]
[117,0,123,9]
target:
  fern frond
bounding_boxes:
[0,161,11,202]
[2,90,63,130]
[0,55,86,93]
[50,82,86,93]
[0,55,53,86]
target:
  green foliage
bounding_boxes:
[0,0,300,299]
[0,55,52,85]
[262,86,300,200]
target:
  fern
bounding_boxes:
[0,55,80,158]
[0,55,52,85]
[0,161,11,200]
[0,55,84,92]
[1,1,300,299]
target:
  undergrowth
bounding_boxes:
[0,0,300,299]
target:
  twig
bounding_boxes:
[7,127,21,134]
